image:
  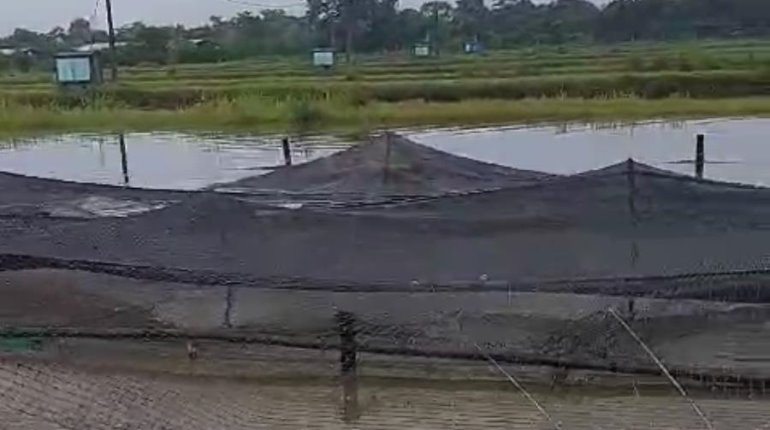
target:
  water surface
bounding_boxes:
[413,118,770,186]
[0,133,346,190]
[1,118,768,189]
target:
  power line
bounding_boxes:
[90,0,102,23]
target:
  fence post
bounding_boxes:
[223,285,234,329]
[383,133,393,184]
[282,137,293,166]
[119,133,130,185]
[336,310,359,421]
[695,134,705,179]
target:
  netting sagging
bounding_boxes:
[3,270,770,429]
[3,159,770,284]
[216,132,554,197]
[2,267,770,379]
[2,136,770,429]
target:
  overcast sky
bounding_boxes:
[0,0,604,36]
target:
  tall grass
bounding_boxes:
[2,95,770,136]
[3,70,770,110]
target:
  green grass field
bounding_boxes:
[2,39,770,134]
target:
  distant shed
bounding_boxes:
[312,48,335,68]
[54,51,103,87]
[55,51,103,86]
[413,43,431,57]
[464,40,483,54]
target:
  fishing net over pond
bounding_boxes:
[2,135,770,429]
[3,158,769,284]
[0,170,185,219]
[215,132,555,202]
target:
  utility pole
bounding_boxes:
[105,0,119,81]
[432,4,440,56]
[344,0,354,63]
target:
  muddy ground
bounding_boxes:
[2,349,770,430]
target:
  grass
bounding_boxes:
[5,69,770,110]
[2,95,770,136]
[2,39,770,135]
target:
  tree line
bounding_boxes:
[1,0,769,68]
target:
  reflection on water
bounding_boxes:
[411,118,770,186]
[0,118,769,189]
[0,133,348,190]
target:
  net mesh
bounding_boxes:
[2,267,770,429]
[1,138,770,429]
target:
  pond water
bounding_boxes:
[0,133,347,190]
[416,117,770,186]
[0,117,768,189]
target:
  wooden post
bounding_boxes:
[695,134,705,179]
[118,133,129,186]
[627,159,639,270]
[336,311,358,421]
[383,133,392,184]
[223,285,234,329]
[282,137,293,166]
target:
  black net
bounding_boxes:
[1,135,770,429]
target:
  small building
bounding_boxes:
[312,48,335,68]
[74,42,127,53]
[0,47,38,57]
[187,38,219,48]
[464,40,484,54]
[413,43,431,58]
[54,51,103,87]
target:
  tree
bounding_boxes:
[306,0,394,59]
[454,0,489,42]
[365,0,399,52]
[67,18,93,46]
[420,1,453,53]
[489,0,541,45]
[134,25,174,63]
[544,0,600,44]
[47,26,67,45]
[395,9,429,51]
[2,0,770,66]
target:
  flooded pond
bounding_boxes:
[0,133,347,190]
[0,118,768,189]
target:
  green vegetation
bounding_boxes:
[1,0,769,67]
[3,96,770,136]
[3,38,770,134]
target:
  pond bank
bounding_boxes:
[3,96,770,136]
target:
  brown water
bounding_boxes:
[0,118,768,189]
